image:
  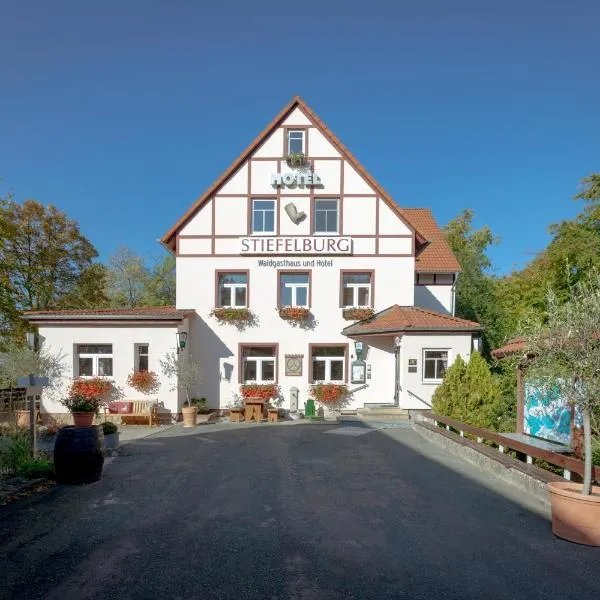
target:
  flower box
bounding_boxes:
[240,384,279,401]
[278,307,311,322]
[342,307,375,321]
[285,152,308,168]
[210,307,253,324]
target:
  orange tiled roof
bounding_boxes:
[23,306,192,321]
[342,305,480,336]
[491,337,526,359]
[401,208,461,273]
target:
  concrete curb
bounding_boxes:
[413,422,553,506]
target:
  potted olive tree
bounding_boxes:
[520,272,600,545]
[160,352,202,427]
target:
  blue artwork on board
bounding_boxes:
[524,382,572,445]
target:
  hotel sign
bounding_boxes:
[240,237,352,255]
[271,173,322,187]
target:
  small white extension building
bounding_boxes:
[25,96,480,420]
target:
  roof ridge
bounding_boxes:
[160,96,427,249]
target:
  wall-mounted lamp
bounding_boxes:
[354,340,365,360]
[176,331,188,353]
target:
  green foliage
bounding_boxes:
[593,438,600,467]
[105,247,176,308]
[101,421,118,435]
[0,196,104,344]
[160,352,202,407]
[443,210,506,357]
[0,342,66,389]
[0,427,31,474]
[16,456,54,479]
[432,352,506,430]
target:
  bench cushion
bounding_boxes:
[108,401,133,414]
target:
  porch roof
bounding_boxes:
[342,305,481,336]
[22,306,194,325]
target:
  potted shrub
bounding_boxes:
[520,272,600,545]
[160,352,202,427]
[309,384,350,420]
[101,421,119,449]
[61,378,114,427]
[191,398,216,424]
[342,307,375,321]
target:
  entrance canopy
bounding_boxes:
[342,305,480,337]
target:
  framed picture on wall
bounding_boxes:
[285,355,303,376]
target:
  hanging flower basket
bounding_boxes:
[342,307,375,321]
[278,307,311,322]
[285,152,308,168]
[309,384,349,407]
[240,384,279,401]
[126,370,160,395]
[211,307,253,324]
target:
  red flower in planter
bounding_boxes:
[70,378,113,401]
[240,384,279,400]
[342,308,375,321]
[278,307,311,321]
[211,308,253,323]
[309,384,349,406]
[127,370,160,395]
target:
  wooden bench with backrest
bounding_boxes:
[106,400,158,426]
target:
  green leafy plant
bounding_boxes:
[60,394,104,415]
[432,352,505,430]
[160,352,202,408]
[101,421,118,435]
[191,398,210,414]
[285,152,307,168]
[17,456,54,479]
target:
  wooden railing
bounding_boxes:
[421,411,600,482]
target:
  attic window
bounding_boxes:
[287,130,305,154]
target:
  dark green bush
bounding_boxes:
[17,456,54,479]
[101,421,118,435]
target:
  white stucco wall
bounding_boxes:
[414,285,455,315]
[36,323,184,416]
[399,333,473,409]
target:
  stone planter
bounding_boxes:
[72,412,95,427]
[104,432,120,449]
[229,408,244,423]
[548,481,600,546]
[182,406,198,428]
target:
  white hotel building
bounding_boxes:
[25,97,480,419]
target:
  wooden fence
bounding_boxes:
[421,410,600,482]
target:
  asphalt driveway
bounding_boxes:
[1,423,598,600]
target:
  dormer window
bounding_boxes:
[287,129,305,154]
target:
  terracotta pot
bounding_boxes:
[548,481,600,546]
[182,406,198,427]
[72,412,95,427]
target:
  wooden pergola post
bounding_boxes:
[516,363,525,434]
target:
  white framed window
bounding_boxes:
[136,344,149,372]
[311,346,346,382]
[341,272,372,307]
[314,199,339,234]
[287,129,305,154]
[217,272,248,308]
[423,350,449,382]
[241,345,277,383]
[252,199,275,234]
[76,344,113,378]
[279,272,309,307]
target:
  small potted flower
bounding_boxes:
[101,421,119,449]
[285,152,308,168]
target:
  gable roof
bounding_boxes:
[342,305,480,336]
[161,96,427,251]
[401,208,461,273]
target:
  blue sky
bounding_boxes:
[1,0,598,274]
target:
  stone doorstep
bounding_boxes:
[357,407,410,420]
[413,421,563,505]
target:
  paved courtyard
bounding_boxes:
[1,423,598,599]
